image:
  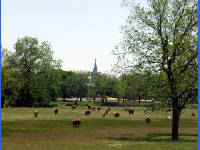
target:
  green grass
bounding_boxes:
[1,105,198,150]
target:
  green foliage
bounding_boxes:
[72,72,90,101]
[58,70,77,99]
[1,36,61,107]
[114,0,197,140]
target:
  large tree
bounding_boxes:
[113,0,197,140]
[6,36,61,106]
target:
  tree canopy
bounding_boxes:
[113,0,198,141]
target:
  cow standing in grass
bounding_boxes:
[146,118,151,124]
[72,118,82,128]
[97,107,101,111]
[144,108,147,114]
[55,107,58,114]
[72,105,76,109]
[165,108,171,113]
[108,107,111,111]
[92,107,96,111]
[114,112,120,117]
[192,113,195,117]
[102,112,106,117]
[34,110,38,117]
[88,104,92,109]
[128,108,134,114]
[167,108,172,112]
[105,109,109,114]
[84,110,91,116]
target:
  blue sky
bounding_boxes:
[2,0,131,73]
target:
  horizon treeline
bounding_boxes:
[1,36,197,107]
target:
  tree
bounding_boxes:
[87,85,97,102]
[111,77,125,104]
[58,70,76,100]
[1,47,21,107]
[113,0,197,140]
[9,36,61,106]
[72,72,90,103]
[92,73,109,103]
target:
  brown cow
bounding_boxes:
[88,104,92,109]
[192,113,195,117]
[72,105,76,109]
[92,107,96,111]
[108,107,111,111]
[55,107,58,114]
[72,118,82,128]
[34,110,38,117]
[114,112,120,117]
[97,107,101,111]
[167,108,172,112]
[165,108,172,113]
[105,109,109,114]
[84,110,91,116]
[102,112,106,117]
[128,108,134,114]
[146,118,151,124]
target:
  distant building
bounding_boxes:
[91,59,98,77]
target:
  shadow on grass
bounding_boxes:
[106,133,198,142]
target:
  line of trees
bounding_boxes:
[3,37,196,108]
[2,36,197,108]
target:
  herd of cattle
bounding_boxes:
[33,104,196,128]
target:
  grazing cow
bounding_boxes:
[97,107,101,111]
[192,113,195,117]
[167,108,172,112]
[144,108,147,114]
[128,108,134,114]
[55,107,58,114]
[92,107,96,111]
[102,112,106,117]
[114,112,120,117]
[84,110,91,116]
[88,104,92,109]
[146,118,151,124]
[72,105,76,109]
[72,118,82,128]
[105,109,109,114]
[165,108,172,113]
[34,110,38,117]
[167,116,171,120]
[108,107,111,111]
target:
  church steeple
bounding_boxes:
[91,59,98,77]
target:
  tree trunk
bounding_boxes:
[75,97,78,105]
[80,97,82,102]
[172,106,180,141]
[93,97,96,103]
[139,96,141,104]
[1,95,5,108]
[166,68,180,141]
[118,98,120,104]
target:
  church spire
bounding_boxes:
[91,59,98,77]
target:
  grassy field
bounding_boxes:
[1,104,198,150]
